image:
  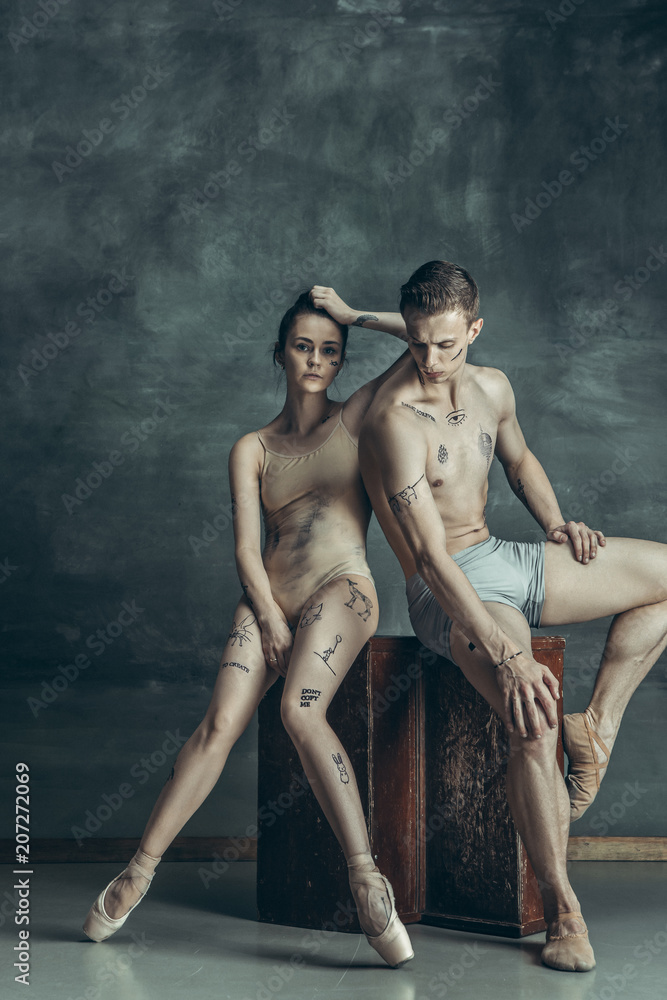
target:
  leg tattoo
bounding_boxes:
[227,614,256,647]
[344,579,373,622]
[332,752,350,784]
[315,635,343,675]
[300,602,324,628]
[299,688,321,708]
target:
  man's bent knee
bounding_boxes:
[509,723,558,758]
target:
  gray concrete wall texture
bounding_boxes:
[2,0,665,844]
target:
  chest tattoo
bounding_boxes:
[401,401,436,423]
[446,409,467,428]
[478,428,493,467]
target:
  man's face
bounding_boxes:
[402,307,483,385]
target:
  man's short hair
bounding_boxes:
[399,260,479,326]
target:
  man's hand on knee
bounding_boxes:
[547,521,606,565]
[497,653,560,738]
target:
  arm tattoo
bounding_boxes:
[516,478,531,511]
[352,313,378,327]
[388,474,424,513]
[401,401,436,423]
[241,583,256,608]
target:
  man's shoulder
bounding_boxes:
[364,365,414,417]
[364,384,417,431]
[468,364,514,406]
[469,363,512,389]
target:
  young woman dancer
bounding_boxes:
[82,289,414,968]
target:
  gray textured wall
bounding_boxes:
[2,0,665,845]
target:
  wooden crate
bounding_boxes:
[257,635,564,937]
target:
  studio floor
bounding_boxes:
[3,861,666,1000]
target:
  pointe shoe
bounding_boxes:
[348,862,414,968]
[83,850,160,942]
[541,911,596,972]
[562,712,611,822]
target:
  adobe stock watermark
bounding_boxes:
[27,599,145,717]
[8,0,70,52]
[52,54,179,182]
[0,558,18,584]
[178,106,296,222]
[189,489,254,556]
[215,234,344,357]
[18,268,135,386]
[337,1,401,63]
[213,0,244,17]
[585,920,667,1000]
[71,730,188,845]
[419,940,487,998]
[65,931,155,1000]
[241,891,363,1000]
[355,658,424,724]
[385,75,501,188]
[554,244,666,363]
[586,781,648,836]
[567,444,640,515]
[61,397,179,514]
[546,0,586,31]
[511,117,629,232]
[198,771,311,887]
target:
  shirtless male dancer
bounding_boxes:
[312,262,667,973]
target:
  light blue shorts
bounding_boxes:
[405,535,545,666]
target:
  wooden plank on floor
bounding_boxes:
[3,836,665,864]
[568,837,667,861]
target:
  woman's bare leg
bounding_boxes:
[103,598,278,918]
[280,574,395,936]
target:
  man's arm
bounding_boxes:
[310,285,408,341]
[364,410,559,737]
[493,372,605,564]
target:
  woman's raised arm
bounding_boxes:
[309,285,408,341]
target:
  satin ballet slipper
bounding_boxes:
[562,712,611,822]
[83,849,161,942]
[541,910,596,972]
[348,856,414,968]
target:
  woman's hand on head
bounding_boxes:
[309,286,355,326]
[260,605,294,677]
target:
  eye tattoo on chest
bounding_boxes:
[438,444,448,464]
[401,401,436,423]
[478,428,493,467]
[446,409,467,427]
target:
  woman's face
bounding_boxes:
[282,314,345,391]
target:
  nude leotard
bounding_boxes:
[256,407,375,625]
